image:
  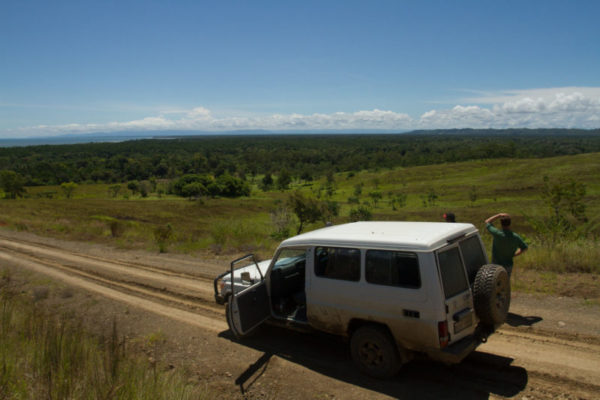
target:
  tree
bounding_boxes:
[139,181,150,198]
[260,173,274,191]
[277,169,292,190]
[287,191,324,234]
[127,181,140,196]
[368,191,383,207]
[216,174,250,197]
[320,200,339,224]
[0,170,26,199]
[181,182,206,199]
[60,182,78,199]
[353,183,363,197]
[108,184,121,198]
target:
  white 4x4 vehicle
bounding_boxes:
[214,221,509,378]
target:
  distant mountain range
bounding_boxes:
[0,128,598,147]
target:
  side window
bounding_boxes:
[437,247,469,299]
[315,247,360,281]
[459,235,487,284]
[366,250,421,288]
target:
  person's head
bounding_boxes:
[501,217,511,228]
[443,212,456,223]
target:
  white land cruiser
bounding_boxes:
[213,221,510,378]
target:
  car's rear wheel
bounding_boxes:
[350,325,401,378]
[473,264,510,329]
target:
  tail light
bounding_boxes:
[438,320,449,348]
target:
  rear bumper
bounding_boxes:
[428,335,479,364]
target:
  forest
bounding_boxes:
[1,129,599,188]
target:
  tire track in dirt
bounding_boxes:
[0,237,216,301]
[0,235,218,280]
[0,251,227,333]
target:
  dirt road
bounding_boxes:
[1,231,599,399]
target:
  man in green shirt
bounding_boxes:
[484,213,528,279]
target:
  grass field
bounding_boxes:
[1,153,599,277]
[0,268,210,399]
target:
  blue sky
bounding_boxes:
[1,0,599,137]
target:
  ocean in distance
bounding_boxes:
[0,134,157,148]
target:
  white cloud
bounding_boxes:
[418,87,600,129]
[3,87,600,137]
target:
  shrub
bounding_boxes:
[153,224,173,253]
[270,206,292,239]
[60,182,78,199]
[528,176,594,245]
[349,205,372,222]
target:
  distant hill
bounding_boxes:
[2,128,598,148]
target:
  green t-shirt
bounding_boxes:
[486,223,528,267]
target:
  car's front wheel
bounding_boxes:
[350,325,401,378]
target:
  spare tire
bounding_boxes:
[473,264,510,328]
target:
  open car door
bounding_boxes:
[227,255,271,338]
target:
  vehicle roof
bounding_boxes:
[279,221,479,251]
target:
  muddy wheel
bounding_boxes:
[473,264,510,328]
[350,325,401,378]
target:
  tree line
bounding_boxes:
[1,130,599,193]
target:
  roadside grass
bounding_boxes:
[0,269,210,400]
[0,152,598,286]
[511,268,600,300]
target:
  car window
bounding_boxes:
[315,247,360,281]
[459,235,487,283]
[366,250,420,288]
[437,247,469,299]
[273,248,306,272]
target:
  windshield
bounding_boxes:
[273,248,306,271]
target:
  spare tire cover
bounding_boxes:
[473,264,510,328]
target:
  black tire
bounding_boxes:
[350,325,401,379]
[473,264,510,328]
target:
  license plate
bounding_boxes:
[454,311,473,334]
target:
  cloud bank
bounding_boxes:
[6,87,600,137]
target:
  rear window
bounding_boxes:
[366,250,420,288]
[315,247,360,281]
[459,235,487,284]
[437,247,469,299]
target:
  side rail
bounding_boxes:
[213,253,264,304]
